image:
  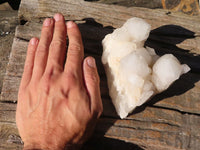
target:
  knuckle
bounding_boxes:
[40,75,51,94]
[44,65,61,78]
[37,44,47,54]
[68,43,82,54]
[50,39,65,49]
[42,23,52,30]
[41,29,52,39]
[43,63,62,81]
[24,63,33,71]
[95,73,100,83]
[65,72,78,85]
[55,22,65,28]
[27,47,36,55]
[63,70,80,87]
[86,70,100,84]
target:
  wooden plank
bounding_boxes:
[0,102,199,149]
[14,21,200,73]
[15,22,200,72]
[0,75,20,102]
[96,106,200,149]
[0,102,16,111]
[1,22,200,115]
[0,122,23,150]
[1,0,200,149]
[14,21,200,74]
[18,0,200,53]
[18,0,200,32]
[15,21,200,55]
[0,10,18,96]
[0,110,15,123]
[97,0,163,9]
[97,0,200,16]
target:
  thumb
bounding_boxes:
[83,57,103,118]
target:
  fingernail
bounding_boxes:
[30,38,38,45]
[44,18,51,26]
[54,13,63,22]
[67,21,75,28]
[87,57,96,68]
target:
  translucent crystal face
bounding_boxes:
[102,17,190,119]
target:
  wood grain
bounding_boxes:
[97,0,200,16]
[1,21,200,115]
[1,0,200,149]
[18,0,200,33]
[0,101,200,149]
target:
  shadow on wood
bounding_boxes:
[133,25,200,115]
[0,0,21,10]
[82,136,144,150]
[133,72,200,115]
[147,24,200,73]
[76,18,200,148]
[1,13,199,148]
[78,19,140,149]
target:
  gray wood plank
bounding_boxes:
[18,0,200,53]
[1,22,200,115]
[0,102,200,149]
[1,0,200,149]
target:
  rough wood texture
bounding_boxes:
[162,0,200,15]
[97,0,200,15]
[0,3,12,11]
[18,0,200,53]
[0,11,18,95]
[95,0,163,9]
[1,0,200,149]
[2,22,200,115]
[1,101,200,149]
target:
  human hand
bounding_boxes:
[16,13,103,150]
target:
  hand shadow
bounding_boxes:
[78,18,144,150]
[77,19,200,149]
[82,136,144,150]
[0,0,21,10]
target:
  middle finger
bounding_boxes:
[45,13,67,73]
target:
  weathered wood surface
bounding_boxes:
[0,10,21,150]
[18,0,200,54]
[1,100,200,149]
[96,0,163,9]
[0,0,200,149]
[96,0,200,15]
[18,0,200,31]
[2,21,200,114]
[0,10,18,94]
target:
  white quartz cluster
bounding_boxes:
[101,18,190,119]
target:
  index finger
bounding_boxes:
[64,21,84,75]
